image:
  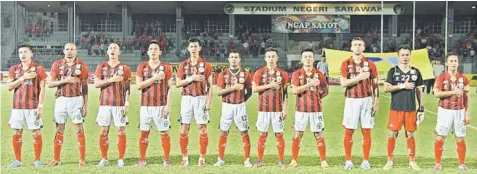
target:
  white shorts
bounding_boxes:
[180,95,209,125]
[294,112,325,132]
[54,96,84,124]
[9,109,43,130]
[139,106,170,131]
[342,97,375,129]
[96,106,129,128]
[256,112,284,133]
[435,107,466,137]
[220,103,248,132]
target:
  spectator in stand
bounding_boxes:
[94,43,100,56]
[160,39,167,55]
[100,42,106,56]
[316,56,329,82]
[251,40,259,57]
[260,40,266,54]
[308,41,314,49]
[31,27,37,40]
[227,38,236,53]
[242,41,249,57]
[220,45,226,61]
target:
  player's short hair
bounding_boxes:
[397,44,412,54]
[148,40,160,49]
[228,49,240,57]
[18,43,33,52]
[445,52,458,62]
[188,37,201,47]
[351,37,364,43]
[265,47,279,55]
[301,48,314,55]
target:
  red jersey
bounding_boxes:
[434,72,470,110]
[253,66,289,112]
[9,62,48,109]
[292,68,328,112]
[177,57,212,96]
[137,62,173,106]
[216,69,252,104]
[94,62,132,106]
[50,58,89,98]
[340,57,378,98]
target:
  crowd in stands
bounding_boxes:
[455,29,477,61]
[133,21,162,37]
[25,24,51,41]
[75,28,174,59]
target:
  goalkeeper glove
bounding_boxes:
[416,106,425,126]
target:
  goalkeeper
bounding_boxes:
[382,45,425,171]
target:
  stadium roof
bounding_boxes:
[19,1,477,15]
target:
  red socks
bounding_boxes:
[77,132,86,161]
[361,129,372,161]
[161,133,171,161]
[99,134,109,160]
[387,136,396,161]
[242,134,251,160]
[316,136,326,161]
[54,133,64,161]
[199,133,208,158]
[276,134,285,162]
[12,135,22,161]
[179,133,189,157]
[139,131,150,161]
[343,129,354,161]
[218,135,228,160]
[118,134,127,160]
[257,135,267,161]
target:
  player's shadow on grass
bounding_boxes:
[100,155,476,168]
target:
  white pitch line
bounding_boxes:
[381,95,477,131]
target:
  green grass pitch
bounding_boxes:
[1,85,476,174]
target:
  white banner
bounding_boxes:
[224,3,404,15]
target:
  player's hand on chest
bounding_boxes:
[143,65,165,84]
[59,64,82,79]
[102,65,125,83]
[224,72,246,90]
[299,72,320,91]
[185,63,206,82]
[262,71,282,90]
[393,69,419,89]
[348,62,370,80]
[442,77,465,91]
[15,67,37,85]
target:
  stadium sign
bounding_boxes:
[224,3,404,15]
[272,15,350,33]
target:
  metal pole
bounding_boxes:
[380,1,384,53]
[444,1,448,56]
[412,1,416,50]
[73,2,76,44]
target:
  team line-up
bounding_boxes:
[6,37,471,172]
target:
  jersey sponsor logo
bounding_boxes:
[363,66,369,72]
[199,62,205,72]
[410,69,416,74]
[75,64,82,75]
[118,66,124,75]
